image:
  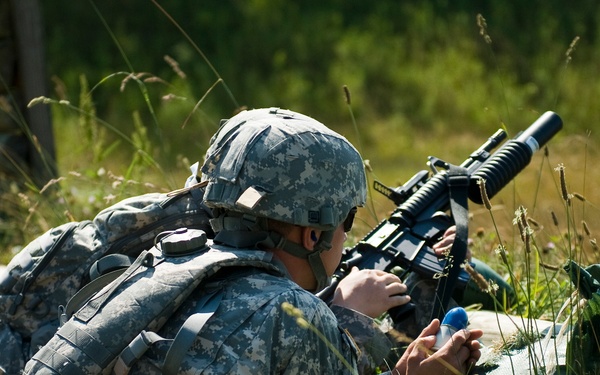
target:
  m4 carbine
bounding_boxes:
[318,111,563,322]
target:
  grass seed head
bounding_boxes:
[343,85,351,105]
[477,178,492,210]
[555,163,572,205]
[476,14,492,44]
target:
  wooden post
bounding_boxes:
[9,0,56,185]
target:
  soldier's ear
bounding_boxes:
[301,227,320,251]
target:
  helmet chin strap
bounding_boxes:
[267,230,334,293]
[261,230,335,293]
[304,231,335,292]
[210,212,334,292]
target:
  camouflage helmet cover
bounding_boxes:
[201,108,367,230]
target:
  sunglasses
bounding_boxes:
[343,207,357,232]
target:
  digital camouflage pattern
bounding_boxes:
[330,305,394,374]
[24,239,283,374]
[130,267,362,374]
[201,108,367,230]
[0,186,212,374]
[130,262,394,374]
[0,324,25,375]
[1,178,393,375]
[24,238,393,375]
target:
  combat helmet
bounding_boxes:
[200,107,367,291]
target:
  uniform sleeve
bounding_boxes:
[172,276,363,375]
[278,292,361,374]
[330,304,394,374]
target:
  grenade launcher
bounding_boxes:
[318,111,563,322]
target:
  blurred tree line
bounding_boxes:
[2,0,599,259]
[38,0,600,166]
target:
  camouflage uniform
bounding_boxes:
[20,108,396,374]
[128,108,392,374]
[0,321,24,374]
[123,249,390,374]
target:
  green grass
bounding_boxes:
[1,7,600,373]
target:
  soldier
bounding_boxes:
[127,107,481,374]
[23,107,481,374]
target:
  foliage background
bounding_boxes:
[4,0,600,273]
[41,1,600,167]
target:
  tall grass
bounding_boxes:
[1,7,599,374]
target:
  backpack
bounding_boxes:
[0,183,214,374]
[23,228,282,375]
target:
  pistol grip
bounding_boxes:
[388,300,416,323]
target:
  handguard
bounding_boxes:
[318,112,563,323]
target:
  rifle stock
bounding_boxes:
[318,111,563,322]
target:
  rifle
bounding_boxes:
[318,111,563,323]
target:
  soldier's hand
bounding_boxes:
[394,319,483,374]
[331,267,410,318]
[433,225,472,262]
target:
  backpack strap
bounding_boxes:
[75,251,154,323]
[4,222,81,316]
[30,342,88,375]
[162,288,224,375]
[60,255,137,325]
[112,331,170,375]
[112,287,224,375]
[60,268,126,325]
[89,254,135,281]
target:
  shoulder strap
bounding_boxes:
[60,268,126,325]
[89,254,134,281]
[60,254,136,325]
[75,251,153,323]
[431,164,469,321]
[162,287,224,375]
[112,287,224,375]
[112,331,169,375]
